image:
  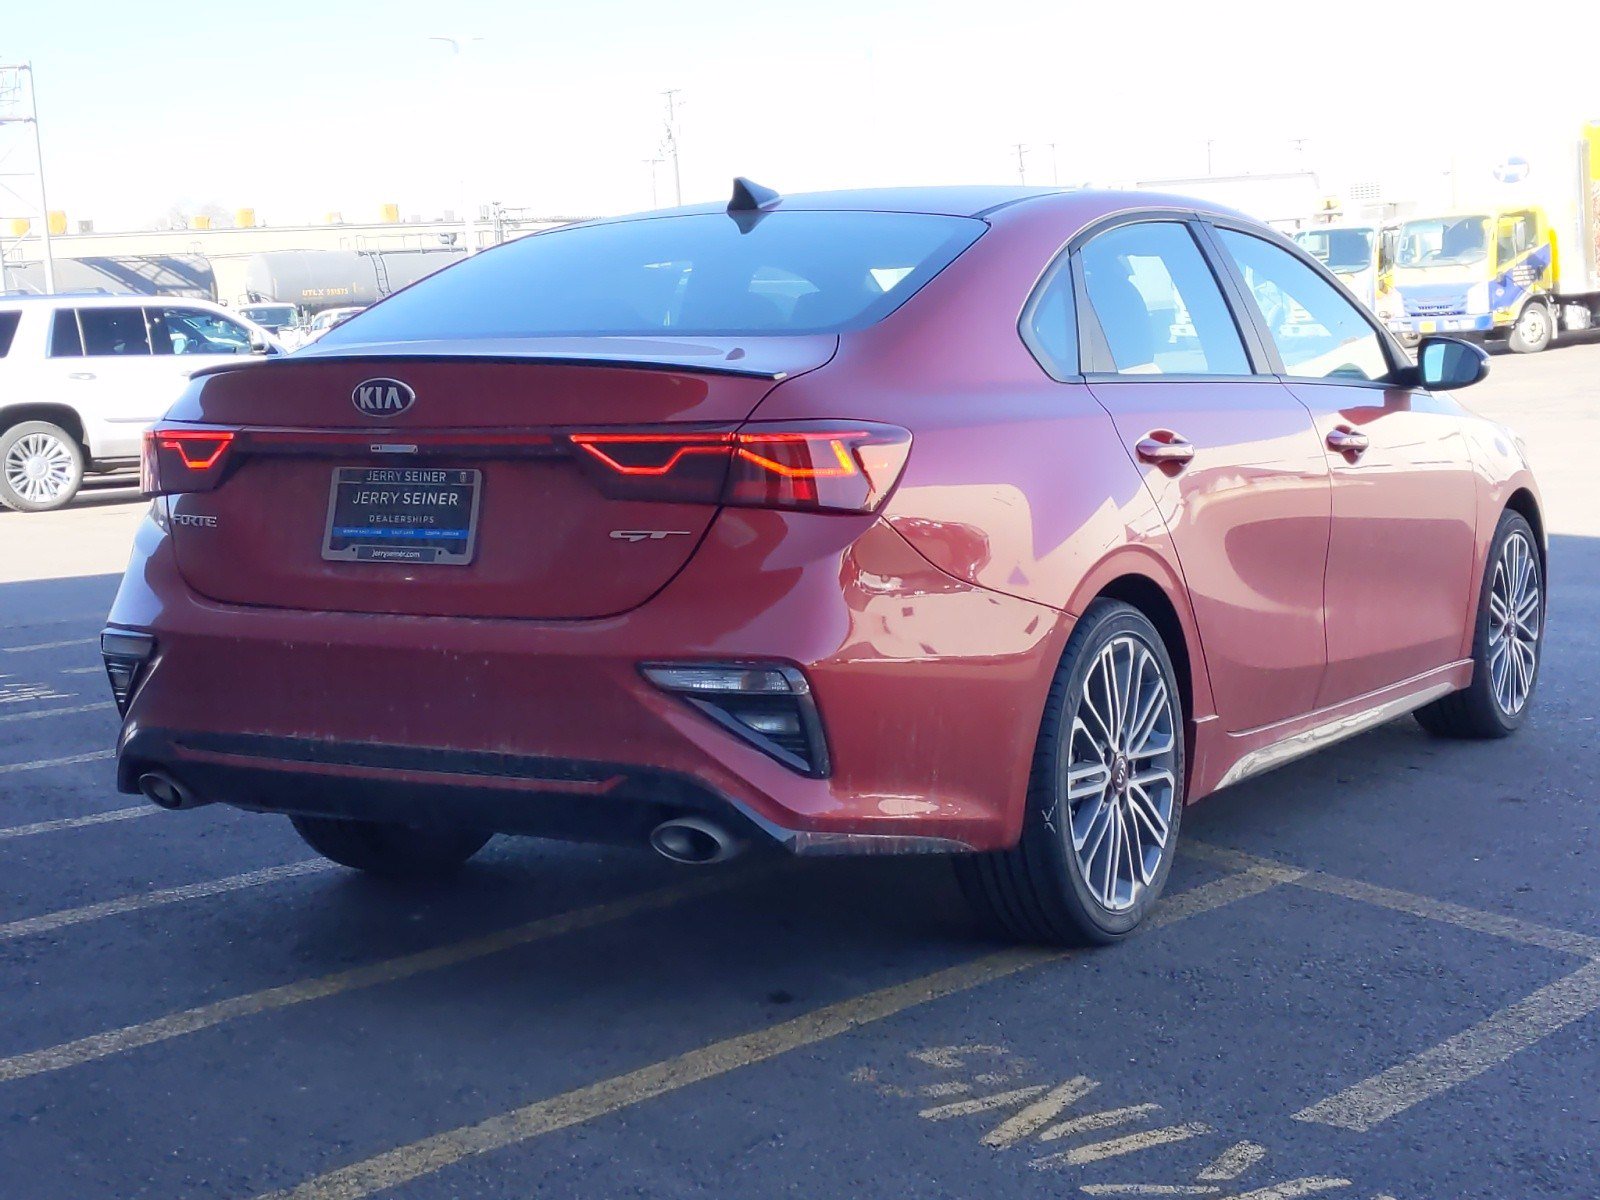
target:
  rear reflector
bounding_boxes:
[142,427,236,496]
[101,629,156,716]
[571,422,911,513]
[641,662,830,776]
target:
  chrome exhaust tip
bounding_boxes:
[137,772,208,811]
[649,816,742,865]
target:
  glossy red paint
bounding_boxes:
[107,187,1542,857]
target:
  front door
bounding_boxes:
[1077,219,1332,734]
[1210,226,1479,707]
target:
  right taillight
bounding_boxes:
[142,426,236,497]
[569,421,911,513]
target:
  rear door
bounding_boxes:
[1076,218,1332,733]
[36,306,165,459]
[160,340,835,621]
[1207,224,1478,706]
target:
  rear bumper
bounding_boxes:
[108,506,1070,854]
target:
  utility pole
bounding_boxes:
[644,158,663,208]
[0,62,57,293]
[1047,143,1058,186]
[661,90,683,205]
[1012,143,1028,184]
[1206,139,1216,176]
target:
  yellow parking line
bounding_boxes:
[0,749,116,777]
[1293,958,1600,1131]
[251,868,1294,1200]
[1186,841,1600,958]
[0,701,116,724]
[0,860,334,940]
[0,802,149,839]
[1,638,95,653]
[0,873,746,1084]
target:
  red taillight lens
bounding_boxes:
[142,427,236,497]
[569,422,911,513]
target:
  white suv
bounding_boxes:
[0,294,280,511]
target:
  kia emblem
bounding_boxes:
[351,378,416,418]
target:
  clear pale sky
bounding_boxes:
[2,0,1597,230]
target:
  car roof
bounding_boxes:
[577,184,1263,232]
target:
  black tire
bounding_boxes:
[1508,301,1553,354]
[290,815,491,877]
[1416,510,1543,739]
[0,420,85,512]
[954,600,1186,946]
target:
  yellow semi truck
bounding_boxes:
[1386,122,1600,353]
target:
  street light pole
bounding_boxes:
[662,90,683,206]
[0,62,57,293]
[429,36,483,254]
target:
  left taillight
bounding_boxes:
[142,426,236,496]
[569,421,912,514]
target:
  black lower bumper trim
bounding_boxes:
[117,728,777,850]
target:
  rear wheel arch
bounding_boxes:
[0,403,86,450]
[1094,574,1196,726]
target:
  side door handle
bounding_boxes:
[68,371,97,381]
[1326,426,1370,455]
[1135,433,1196,466]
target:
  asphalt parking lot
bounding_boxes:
[2,338,1597,1200]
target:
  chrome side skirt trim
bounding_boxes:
[1214,680,1457,791]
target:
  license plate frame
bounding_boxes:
[321,466,482,566]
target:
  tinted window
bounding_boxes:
[50,309,83,357]
[149,307,252,355]
[78,307,152,356]
[1079,222,1250,376]
[1216,229,1390,383]
[1022,259,1079,379]
[319,211,985,343]
[0,311,19,357]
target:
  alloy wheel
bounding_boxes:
[4,432,76,506]
[1064,635,1179,912]
[1487,529,1541,716]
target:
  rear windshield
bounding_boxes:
[319,211,985,342]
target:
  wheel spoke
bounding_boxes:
[1066,759,1111,801]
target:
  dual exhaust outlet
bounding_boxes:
[138,771,742,865]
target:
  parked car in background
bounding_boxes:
[0,294,280,511]
[238,302,300,336]
[108,184,1543,946]
[280,306,367,351]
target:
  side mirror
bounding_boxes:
[1414,336,1489,391]
[249,330,272,356]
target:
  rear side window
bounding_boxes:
[1021,259,1079,379]
[50,309,83,357]
[0,311,19,357]
[78,307,152,356]
[1079,222,1251,376]
[319,211,985,343]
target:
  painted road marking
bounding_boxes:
[1187,841,1600,958]
[0,700,116,724]
[1294,957,1600,1131]
[1,638,95,653]
[60,665,103,675]
[0,678,72,705]
[0,873,748,1084]
[0,860,335,941]
[247,869,1291,1200]
[870,1049,1373,1198]
[1197,1140,1268,1181]
[0,749,115,776]
[1032,1123,1213,1168]
[0,801,148,839]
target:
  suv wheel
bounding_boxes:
[0,421,85,512]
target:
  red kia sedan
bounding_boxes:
[104,183,1545,944]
